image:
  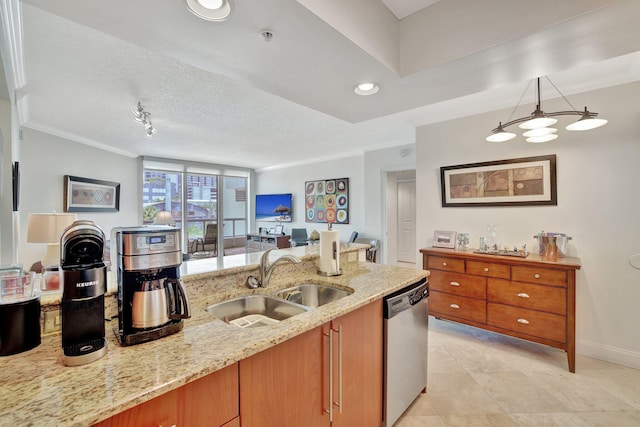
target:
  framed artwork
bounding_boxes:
[64,175,120,212]
[274,224,283,235]
[305,177,349,224]
[433,230,457,249]
[440,155,557,207]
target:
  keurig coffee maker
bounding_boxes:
[60,220,108,366]
[112,226,190,346]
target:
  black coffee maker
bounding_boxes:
[60,220,108,366]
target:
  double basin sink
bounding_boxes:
[205,283,353,328]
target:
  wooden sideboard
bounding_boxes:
[420,247,581,372]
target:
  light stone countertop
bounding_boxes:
[0,244,428,427]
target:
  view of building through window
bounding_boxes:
[143,169,247,257]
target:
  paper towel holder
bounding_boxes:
[317,226,343,276]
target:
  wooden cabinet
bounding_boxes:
[179,363,239,426]
[330,300,383,427]
[93,389,178,427]
[421,248,581,372]
[239,300,383,426]
[93,363,238,427]
[246,233,291,252]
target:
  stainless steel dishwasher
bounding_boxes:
[383,277,429,427]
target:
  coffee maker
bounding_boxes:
[60,220,108,366]
[0,268,41,356]
[112,226,190,346]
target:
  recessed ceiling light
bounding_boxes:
[354,82,379,96]
[186,0,232,21]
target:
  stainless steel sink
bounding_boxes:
[206,295,310,328]
[275,283,353,308]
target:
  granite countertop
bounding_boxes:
[0,245,428,427]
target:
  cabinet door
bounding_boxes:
[179,363,239,426]
[239,326,326,427]
[221,417,240,427]
[332,299,383,427]
[93,389,178,427]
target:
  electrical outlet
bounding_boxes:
[43,309,61,334]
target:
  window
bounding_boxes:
[142,158,252,258]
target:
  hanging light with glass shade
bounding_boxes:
[486,77,607,143]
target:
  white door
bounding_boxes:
[397,180,416,264]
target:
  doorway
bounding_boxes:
[385,170,416,266]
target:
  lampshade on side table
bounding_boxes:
[27,212,77,292]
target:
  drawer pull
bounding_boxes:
[483,267,489,272]
[449,281,460,287]
[517,293,530,298]
[449,304,460,309]
[517,318,530,325]
[442,262,447,266]
[534,273,541,279]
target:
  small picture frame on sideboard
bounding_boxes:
[433,230,457,249]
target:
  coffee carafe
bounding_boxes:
[131,273,189,329]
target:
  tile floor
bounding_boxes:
[396,317,640,426]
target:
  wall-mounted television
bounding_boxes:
[255,193,292,222]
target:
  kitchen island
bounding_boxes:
[0,244,427,426]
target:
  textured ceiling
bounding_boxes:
[9,0,640,170]
[381,0,441,19]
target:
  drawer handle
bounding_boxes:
[442,262,447,266]
[449,281,460,286]
[517,293,530,298]
[449,304,460,309]
[483,267,489,272]
[517,318,530,325]
[534,273,540,279]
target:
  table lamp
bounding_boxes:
[154,210,174,226]
[27,212,77,268]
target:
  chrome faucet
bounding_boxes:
[247,248,301,288]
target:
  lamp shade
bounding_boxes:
[27,213,77,243]
[27,212,78,268]
[154,211,174,225]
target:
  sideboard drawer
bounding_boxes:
[429,271,486,299]
[487,279,566,315]
[466,261,510,279]
[511,266,567,287]
[427,256,465,273]
[487,303,566,343]
[430,292,486,324]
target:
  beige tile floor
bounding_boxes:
[396,317,640,427]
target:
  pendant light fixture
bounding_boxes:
[486,77,607,143]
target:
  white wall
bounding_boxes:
[416,81,640,368]
[363,144,416,262]
[19,128,139,269]
[255,155,364,241]
[0,99,11,265]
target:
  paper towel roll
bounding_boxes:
[319,229,340,274]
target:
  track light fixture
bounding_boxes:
[132,101,157,139]
[486,77,607,143]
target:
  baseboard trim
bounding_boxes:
[577,339,640,369]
